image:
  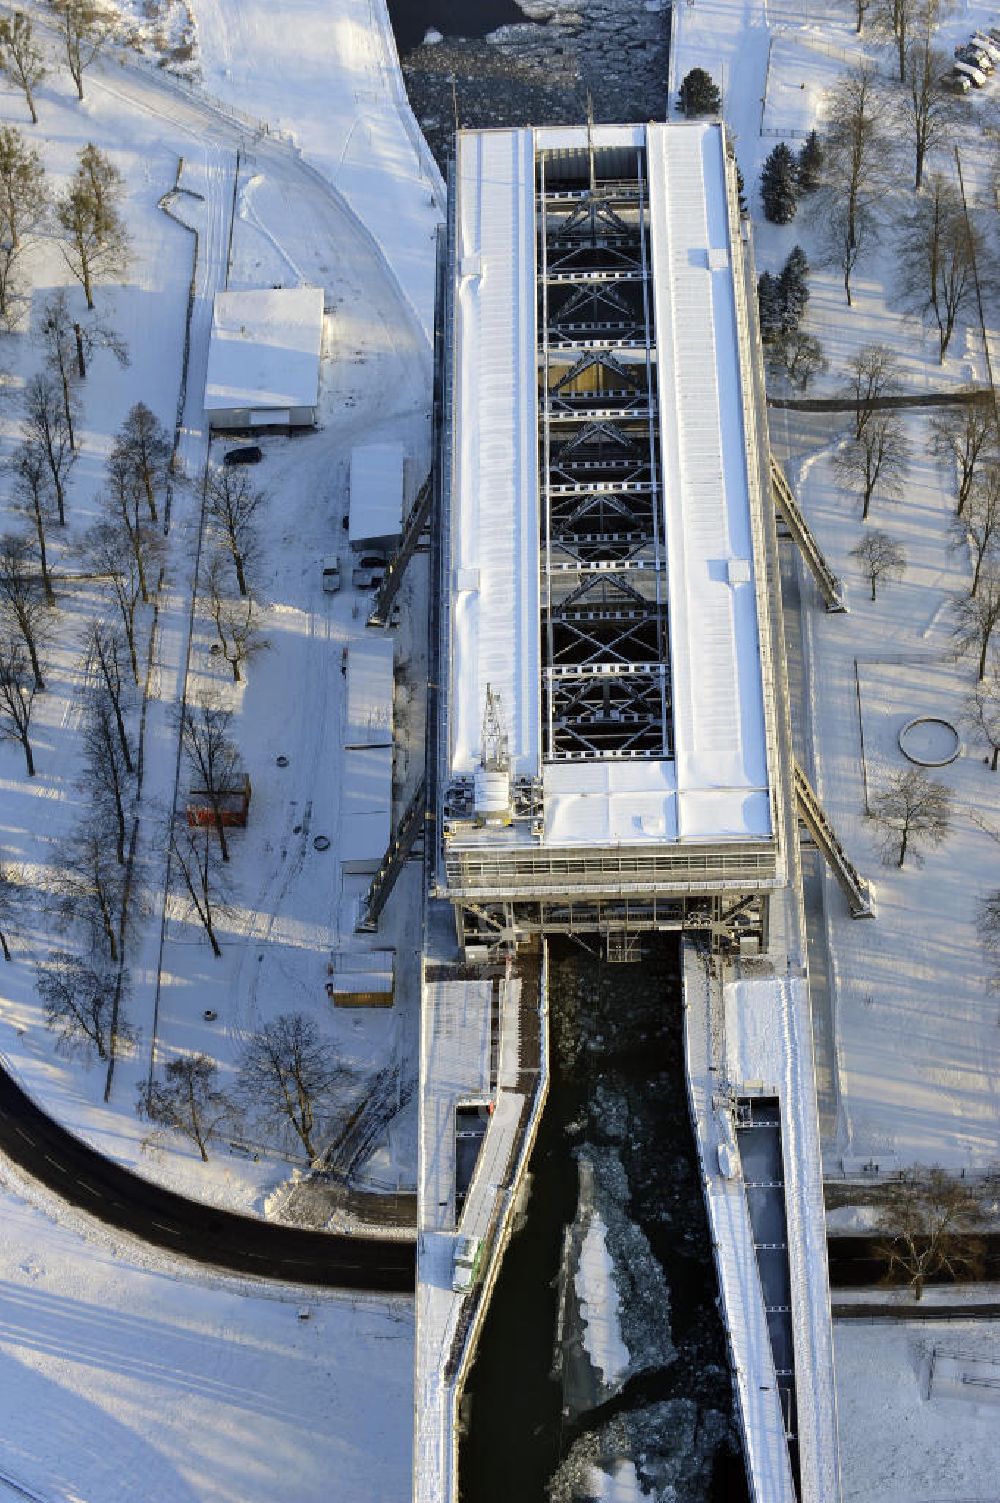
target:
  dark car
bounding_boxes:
[223,445,263,466]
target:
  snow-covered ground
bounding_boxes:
[674,0,1000,1172]
[188,0,444,338]
[0,0,434,1217]
[0,1168,412,1503]
[835,1318,1000,1503]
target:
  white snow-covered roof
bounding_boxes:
[204,287,324,412]
[349,443,405,544]
[445,122,772,848]
[339,745,392,869]
[448,127,541,778]
[344,636,394,748]
[646,123,771,841]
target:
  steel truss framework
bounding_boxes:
[537,145,671,760]
[452,890,770,959]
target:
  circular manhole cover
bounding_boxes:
[276,754,289,768]
[898,716,961,767]
[313,835,331,852]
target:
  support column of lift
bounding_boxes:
[770,455,846,614]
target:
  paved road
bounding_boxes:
[0,1070,415,1293]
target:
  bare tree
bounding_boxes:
[0,532,50,689]
[84,519,143,682]
[22,374,74,526]
[101,446,162,605]
[55,143,128,310]
[951,466,1000,596]
[0,850,24,961]
[237,1013,345,1163]
[769,329,828,392]
[205,465,264,597]
[819,64,886,305]
[169,821,230,959]
[37,950,124,1060]
[978,889,1000,984]
[850,528,907,599]
[39,290,128,450]
[83,619,132,771]
[835,410,910,519]
[869,766,951,866]
[896,36,957,190]
[114,402,170,524]
[845,344,902,441]
[51,819,125,961]
[875,0,935,83]
[928,400,996,516]
[9,442,55,604]
[82,691,132,865]
[897,174,980,362]
[951,569,1000,680]
[0,125,47,324]
[180,697,240,862]
[0,13,47,124]
[0,636,37,775]
[964,662,1000,770]
[50,0,115,101]
[138,1054,236,1162]
[875,1167,984,1300]
[204,552,265,683]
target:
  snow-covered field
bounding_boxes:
[835,1317,1000,1503]
[0,1168,412,1503]
[674,0,1000,1173]
[0,0,436,1219]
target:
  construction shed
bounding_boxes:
[340,745,393,874]
[204,287,325,430]
[349,443,405,551]
[344,637,395,749]
[326,950,395,1007]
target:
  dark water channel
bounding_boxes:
[385,0,533,53]
[459,939,748,1503]
[386,0,671,168]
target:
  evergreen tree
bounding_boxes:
[760,142,798,225]
[777,245,810,333]
[678,68,721,118]
[757,271,783,345]
[797,129,824,193]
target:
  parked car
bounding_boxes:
[351,565,384,591]
[223,444,263,466]
[356,550,387,570]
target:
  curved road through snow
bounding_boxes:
[0,1067,415,1291]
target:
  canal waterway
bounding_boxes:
[459,939,748,1502]
[386,0,671,167]
[385,0,533,53]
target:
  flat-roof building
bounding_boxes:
[432,121,786,955]
[204,287,325,430]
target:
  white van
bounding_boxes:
[953,59,987,87]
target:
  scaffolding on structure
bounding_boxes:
[537,137,671,760]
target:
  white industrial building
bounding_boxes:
[349,442,405,552]
[415,120,848,1503]
[344,637,395,750]
[433,120,785,955]
[204,287,325,430]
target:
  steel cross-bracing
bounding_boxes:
[537,145,671,761]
